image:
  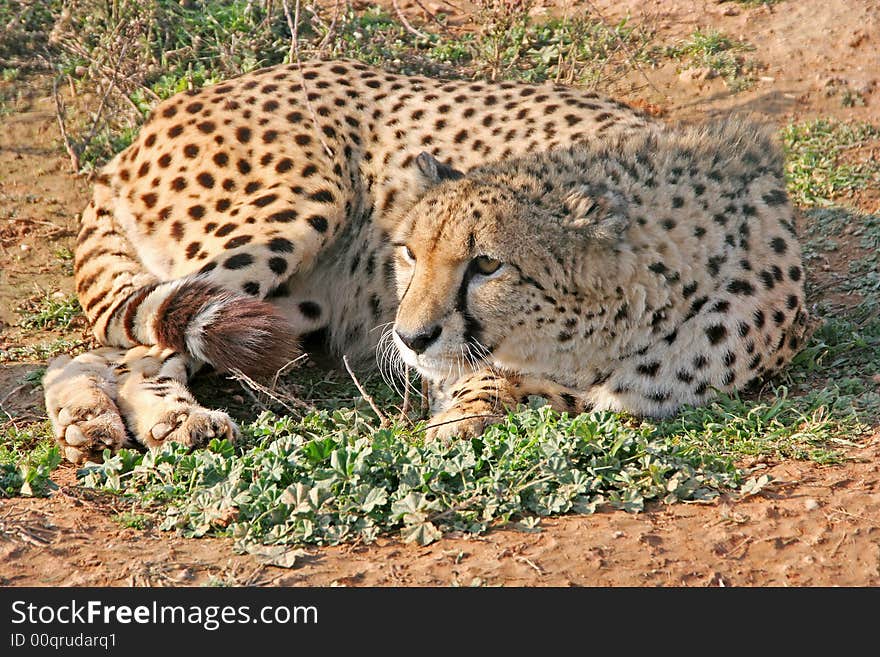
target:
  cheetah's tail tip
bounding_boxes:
[154,278,300,379]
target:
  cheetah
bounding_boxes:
[44,58,652,463]
[391,121,809,441]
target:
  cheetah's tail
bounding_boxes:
[75,179,299,379]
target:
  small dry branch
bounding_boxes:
[343,355,389,427]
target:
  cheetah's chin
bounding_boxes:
[410,358,481,384]
[392,341,475,382]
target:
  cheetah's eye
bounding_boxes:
[399,245,416,263]
[472,255,502,276]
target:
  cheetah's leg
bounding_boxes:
[45,346,238,464]
[44,348,131,464]
[113,346,238,450]
[424,368,587,442]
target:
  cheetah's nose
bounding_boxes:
[395,325,442,354]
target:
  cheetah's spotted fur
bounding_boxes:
[41,59,805,461]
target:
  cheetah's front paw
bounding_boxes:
[50,397,128,464]
[142,408,239,450]
[424,409,502,444]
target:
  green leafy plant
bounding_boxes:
[665,28,757,91]
[18,293,82,330]
[782,120,880,206]
[78,386,858,548]
[0,421,61,497]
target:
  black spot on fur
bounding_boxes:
[224,235,252,249]
[307,215,328,233]
[268,257,288,275]
[753,309,766,328]
[689,296,708,316]
[676,370,694,384]
[253,194,278,207]
[727,279,755,295]
[267,210,297,223]
[762,189,787,206]
[269,237,294,253]
[224,253,254,269]
[706,324,727,345]
[770,237,787,254]
[299,301,321,319]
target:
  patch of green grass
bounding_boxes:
[840,88,867,108]
[508,15,653,86]
[111,511,153,530]
[655,389,860,464]
[315,4,652,85]
[319,6,433,71]
[782,120,880,206]
[0,0,61,62]
[791,314,880,379]
[53,246,75,275]
[18,293,82,331]
[796,206,880,307]
[664,28,757,91]
[783,305,880,423]
[0,421,60,497]
[76,126,139,174]
[0,338,90,364]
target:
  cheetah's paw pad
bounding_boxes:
[53,402,127,465]
[146,408,239,450]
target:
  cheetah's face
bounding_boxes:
[392,182,559,381]
[391,153,629,383]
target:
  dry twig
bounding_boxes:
[391,0,428,39]
[342,355,389,427]
[582,0,662,97]
[230,367,313,415]
[52,75,80,173]
[421,377,430,417]
[399,365,412,422]
[282,0,335,159]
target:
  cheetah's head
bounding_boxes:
[391,151,629,383]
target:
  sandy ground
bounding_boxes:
[1,0,880,586]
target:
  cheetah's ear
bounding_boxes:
[415,151,465,185]
[562,186,628,242]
